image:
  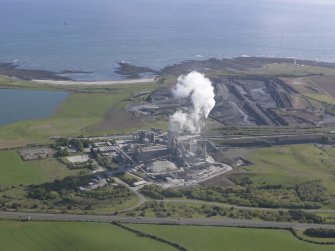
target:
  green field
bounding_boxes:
[1,220,334,251]
[0,150,139,213]
[244,144,335,192]
[304,93,335,104]
[255,63,335,77]
[0,151,76,186]
[130,224,335,251]
[0,221,173,251]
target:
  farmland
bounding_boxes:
[243,144,335,192]
[129,224,335,251]
[1,219,334,251]
[0,150,76,186]
[0,220,173,251]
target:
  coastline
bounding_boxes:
[2,56,335,86]
[31,78,156,86]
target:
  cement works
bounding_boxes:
[68,72,233,189]
[86,125,233,189]
[68,71,335,190]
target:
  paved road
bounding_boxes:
[0,211,334,230]
[113,177,146,212]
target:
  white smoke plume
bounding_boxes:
[170,71,216,133]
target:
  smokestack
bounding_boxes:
[201,116,208,159]
[168,121,179,155]
[204,117,207,159]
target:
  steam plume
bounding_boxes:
[170,71,215,133]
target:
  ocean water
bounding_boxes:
[0,0,335,80]
[0,89,68,125]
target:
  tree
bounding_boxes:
[55,137,68,147]
[69,139,84,152]
[55,148,68,157]
[96,155,108,167]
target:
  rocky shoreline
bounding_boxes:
[158,57,335,77]
[0,63,93,81]
[2,57,335,82]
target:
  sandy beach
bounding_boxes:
[32,78,155,86]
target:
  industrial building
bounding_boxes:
[84,120,232,188]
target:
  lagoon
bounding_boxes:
[0,89,68,125]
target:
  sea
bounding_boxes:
[0,0,335,80]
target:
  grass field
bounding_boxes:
[130,224,335,251]
[303,93,335,105]
[240,144,335,192]
[0,82,166,149]
[0,150,138,213]
[0,150,76,186]
[255,63,335,77]
[204,63,335,79]
[309,76,335,99]
[0,221,173,251]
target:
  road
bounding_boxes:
[113,177,146,212]
[0,211,334,230]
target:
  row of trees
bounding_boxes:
[28,175,92,200]
[53,138,88,157]
[132,201,324,223]
[140,181,330,210]
[80,185,133,200]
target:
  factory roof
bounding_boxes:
[141,145,167,152]
[147,160,178,174]
[66,155,90,164]
[176,135,200,142]
[98,146,116,152]
[93,142,112,147]
[133,180,147,186]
